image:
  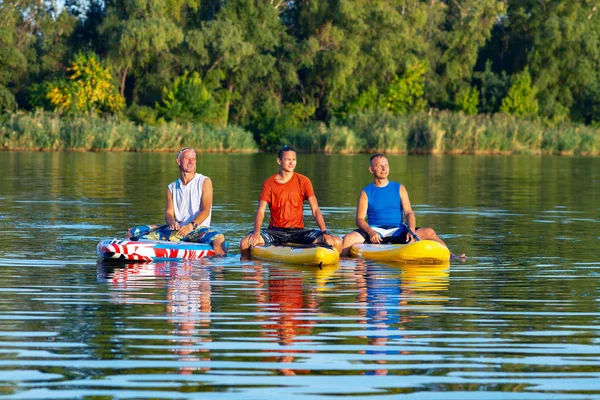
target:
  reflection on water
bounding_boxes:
[0,152,599,398]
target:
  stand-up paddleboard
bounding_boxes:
[97,238,215,262]
[350,240,450,263]
[251,244,339,266]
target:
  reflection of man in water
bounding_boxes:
[165,261,214,374]
[353,260,413,376]
[262,268,317,376]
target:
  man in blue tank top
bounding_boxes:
[341,154,464,260]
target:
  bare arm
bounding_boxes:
[355,190,381,244]
[307,195,327,231]
[400,184,417,235]
[194,177,213,226]
[307,195,335,246]
[248,200,268,247]
[165,188,178,230]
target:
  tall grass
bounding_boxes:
[1,110,599,155]
[282,111,600,155]
[0,110,258,152]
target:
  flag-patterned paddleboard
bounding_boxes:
[97,238,215,262]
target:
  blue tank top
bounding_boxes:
[364,181,403,227]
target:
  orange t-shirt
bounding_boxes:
[259,173,315,228]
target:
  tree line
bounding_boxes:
[2,0,600,150]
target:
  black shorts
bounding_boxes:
[258,228,323,245]
[355,226,416,244]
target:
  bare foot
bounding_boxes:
[451,253,467,262]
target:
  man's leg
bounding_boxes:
[186,227,227,256]
[341,231,366,257]
[315,233,343,254]
[414,227,447,247]
[415,227,466,261]
[240,230,270,259]
[211,234,227,256]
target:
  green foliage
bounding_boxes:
[157,71,224,125]
[1,0,600,153]
[385,61,427,115]
[258,102,317,152]
[497,1,600,121]
[344,85,385,116]
[99,0,189,103]
[125,104,163,126]
[0,86,17,111]
[0,110,258,152]
[429,0,505,105]
[455,86,480,115]
[500,68,539,117]
[46,53,124,114]
[0,1,32,110]
[475,60,510,114]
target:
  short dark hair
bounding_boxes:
[369,153,386,166]
[278,145,296,159]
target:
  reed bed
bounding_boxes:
[1,110,598,155]
[282,111,600,155]
[0,111,258,152]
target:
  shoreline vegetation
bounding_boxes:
[4,2,600,157]
[1,111,598,155]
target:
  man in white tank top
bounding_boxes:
[164,148,227,255]
[126,148,227,255]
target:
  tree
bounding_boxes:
[455,85,479,115]
[99,0,193,103]
[493,0,600,121]
[428,0,505,108]
[0,0,76,110]
[182,0,294,135]
[474,60,510,114]
[0,2,28,110]
[500,68,538,117]
[46,52,124,114]
[385,60,427,115]
[157,71,224,124]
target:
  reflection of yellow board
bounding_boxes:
[251,244,340,266]
[399,262,450,293]
[350,240,450,263]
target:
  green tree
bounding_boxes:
[0,0,76,110]
[428,0,505,107]
[287,0,433,120]
[500,68,538,117]
[474,60,510,114]
[0,2,27,110]
[157,71,224,125]
[384,60,427,115]
[455,86,479,115]
[182,0,295,136]
[494,0,600,121]
[100,0,193,102]
[47,52,124,114]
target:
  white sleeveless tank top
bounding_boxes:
[168,173,212,226]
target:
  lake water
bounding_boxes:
[0,152,599,399]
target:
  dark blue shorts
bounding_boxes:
[257,228,323,245]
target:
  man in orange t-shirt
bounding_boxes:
[240,146,342,258]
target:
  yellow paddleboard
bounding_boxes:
[349,240,450,263]
[251,244,340,266]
